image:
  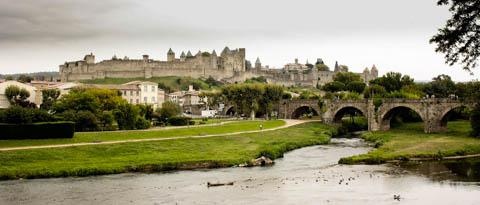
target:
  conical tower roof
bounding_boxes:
[187,51,193,57]
[180,51,186,58]
[222,46,230,54]
[211,50,217,56]
[255,57,261,64]
[168,48,174,54]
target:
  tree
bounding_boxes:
[260,84,284,119]
[5,76,13,80]
[316,64,330,71]
[369,72,414,92]
[346,81,366,93]
[322,81,345,93]
[333,72,361,85]
[17,75,33,83]
[430,0,480,72]
[5,85,32,107]
[423,74,456,97]
[75,111,99,131]
[363,84,387,98]
[40,89,60,111]
[241,84,264,120]
[158,101,182,121]
[114,102,140,130]
[472,103,480,137]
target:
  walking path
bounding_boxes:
[0,120,313,152]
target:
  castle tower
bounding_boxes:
[180,51,186,61]
[255,57,262,69]
[167,48,175,62]
[294,58,299,64]
[196,50,202,57]
[363,67,370,83]
[186,51,193,58]
[211,50,217,57]
[371,64,378,78]
[316,58,324,65]
[221,46,230,56]
[84,53,95,64]
[334,61,340,72]
[143,54,149,62]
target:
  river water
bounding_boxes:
[1,138,480,205]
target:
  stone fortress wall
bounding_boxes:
[60,47,246,82]
[60,47,378,87]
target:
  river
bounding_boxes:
[1,138,480,205]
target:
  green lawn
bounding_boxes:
[339,121,480,164]
[0,120,285,148]
[0,122,334,180]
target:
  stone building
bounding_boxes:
[60,47,247,83]
[256,58,379,87]
[59,46,379,88]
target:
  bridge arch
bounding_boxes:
[438,105,472,131]
[332,106,367,123]
[224,106,237,116]
[378,105,425,131]
[291,106,319,119]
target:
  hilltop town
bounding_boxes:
[59,47,379,87]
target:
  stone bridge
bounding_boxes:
[278,98,475,133]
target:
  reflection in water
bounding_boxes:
[0,138,480,205]
[398,158,480,182]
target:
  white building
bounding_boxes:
[0,81,38,108]
[91,81,164,109]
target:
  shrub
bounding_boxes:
[135,116,151,130]
[114,103,139,130]
[1,106,31,124]
[0,121,75,139]
[158,101,182,121]
[168,116,192,126]
[75,111,99,132]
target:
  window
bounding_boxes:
[136,99,139,104]
[136,91,139,96]
[144,85,147,91]
[151,86,155,92]
[144,97,147,103]
[130,90,133,96]
[123,90,127,96]
[130,99,133,104]
[152,97,156,102]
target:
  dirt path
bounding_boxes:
[0,120,314,151]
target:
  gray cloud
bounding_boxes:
[0,0,478,81]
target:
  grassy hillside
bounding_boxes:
[80,76,221,92]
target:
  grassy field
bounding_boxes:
[0,120,285,148]
[339,121,480,164]
[80,76,217,91]
[0,122,334,180]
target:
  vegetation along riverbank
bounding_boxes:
[0,121,334,180]
[339,121,480,164]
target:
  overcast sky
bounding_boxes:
[0,0,478,81]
